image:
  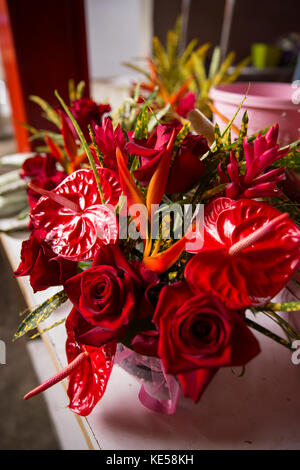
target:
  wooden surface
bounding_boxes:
[1,231,300,450]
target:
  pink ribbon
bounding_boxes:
[115,345,181,415]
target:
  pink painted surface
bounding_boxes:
[210,82,300,145]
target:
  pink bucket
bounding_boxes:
[209,82,300,146]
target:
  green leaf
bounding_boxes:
[29,130,63,144]
[261,301,300,312]
[213,123,223,151]
[191,52,206,88]
[76,80,86,99]
[30,317,66,339]
[19,122,39,135]
[171,122,191,161]
[224,56,251,84]
[13,290,68,341]
[68,79,76,102]
[88,124,104,166]
[179,38,198,64]
[148,103,170,133]
[29,95,61,128]
[245,318,292,350]
[208,46,221,79]
[212,51,235,86]
[239,110,248,140]
[122,62,151,80]
[272,141,300,169]
[152,36,169,73]
[134,106,148,139]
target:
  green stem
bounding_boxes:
[88,124,104,167]
[55,90,105,204]
[245,318,292,350]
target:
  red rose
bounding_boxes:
[67,98,111,140]
[20,153,67,210]
[27,172,66,210]
[64,244,158,347]
[14,230,78,292]
[20,154,57,180]
[153,282,260,402]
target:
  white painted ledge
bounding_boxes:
[1,231,300,450]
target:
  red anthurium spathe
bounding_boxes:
[185,197,300,309]
[65,311,116,416]
[153,282,260,402]
[24,308,116,417]
[30,168,121,261]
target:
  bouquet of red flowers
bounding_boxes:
[12,82,300,417]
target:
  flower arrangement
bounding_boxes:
[8,18,300,418]
[11,76,300,417]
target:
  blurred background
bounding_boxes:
[0,0,299,450]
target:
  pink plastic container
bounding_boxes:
[209,82,300,145]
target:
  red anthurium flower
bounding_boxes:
[64,244,158,348]
[92,117,128,174]
[14,229,78,292]
[30,168,121,261]
[126,123,207,194]
[24,308,116,417]
[153,282,260,402]
[218,124,288,199]
[185,197,300,309]
[65,310,116,416]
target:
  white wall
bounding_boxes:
[85,0,153,80]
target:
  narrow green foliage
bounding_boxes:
[239,110,248,140]
[88,124,104,167]
[30,95,61,128]
[214,123,223,151]
[134,106,149,139]
[30,317,66,339]
[13,290,68,341]
[76,81,86,99]
[55,90,105,204]
[245,318,293,350]
[261,301,300,312]
[171,122,191,161]
[68,79,76,102]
